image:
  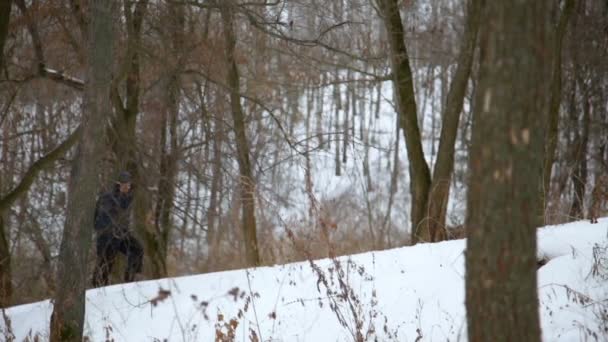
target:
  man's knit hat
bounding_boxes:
[116,171,132,183]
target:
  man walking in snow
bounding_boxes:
[92,171,144,287]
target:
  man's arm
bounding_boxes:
[94,193,113,231]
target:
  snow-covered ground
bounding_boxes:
[2,219,608,341]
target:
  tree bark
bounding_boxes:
[465,1,550,341]
[50,0,114,340]
[421,0,482,242]
[220,1,261,267]
[153,1,183,277]
[377,0,431,244]
[0,0,11,71]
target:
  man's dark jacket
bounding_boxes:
[94,185,134,236]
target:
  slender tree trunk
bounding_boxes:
[153,2,183,277]
[0,116,11,307]
[111,0,162,278]
[0,214,10,307]
[113,0,146,171]
[25,216,54,293]
[0,0,11,71]
[316,77,325,148]
[362,95,373,192]
[543,0,576,207]
[206,113,224,271]
[377,0,431,244]
[50,1,114,340]
[305,85,315,219]
[381,112,400,247]
[421,0,482,242]
[220,1,261,267]
[569,79,590,220]
[465,1,551,341]
[343,71,352,165]
[333,70,342,176]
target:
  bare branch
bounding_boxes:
[0,126,82,213]
[40,67,85,90]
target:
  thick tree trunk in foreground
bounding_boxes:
[377,0,431,244]
[221,1,261,267]
[50,1,114,341]
[465,1,551,341]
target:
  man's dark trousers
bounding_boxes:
[92,232,143,287]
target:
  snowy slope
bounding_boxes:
[2,219,608,341]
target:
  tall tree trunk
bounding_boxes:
[220,1,261,267]
[420,0,482,242]
[153,1,183,277]
[333,69,342,176]
[153,74,179,275]
[305,85,314,218]
[0,105,11,308]
[377,0,431,244]
[465,1,550,341]
[206,113,224,271]
[316,77,325,148]
[112,0,147,171]
[50,1,114,340]
[543,0,576,208]
[569,78,590,220]
[0,0,11,71]
[0,214,10,307]
[111,0,160,278]
[380,112,400,247]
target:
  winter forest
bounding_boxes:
[1,0,608,341]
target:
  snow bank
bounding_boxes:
[2,219,607,341]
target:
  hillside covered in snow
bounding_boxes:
[2,219,608,341]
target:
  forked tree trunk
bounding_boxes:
[421,0,482,242]
[220,1,261,267]
[50,1,114,340]
[465,1,551,341]
[377,0,431,243]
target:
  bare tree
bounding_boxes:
[421,0,482,242]
[377,0,481,243]
[220,1,261,267]
[50,0,115,340]
[376,0,431,243]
